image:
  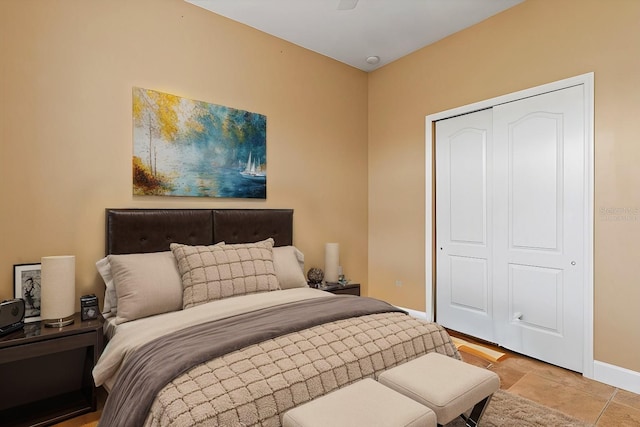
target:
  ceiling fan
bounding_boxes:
[337,0,359,10]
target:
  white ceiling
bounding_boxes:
[185,0,524,72]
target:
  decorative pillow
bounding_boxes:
[171,238,280,309]
[107,251,183,324]
[272,246,308,289]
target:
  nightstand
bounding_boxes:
[0,312,104,427]
[319,283,361,296]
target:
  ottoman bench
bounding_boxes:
[282,378,437,427]
[378,352,500,427]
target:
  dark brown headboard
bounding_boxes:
[106,209,293,255]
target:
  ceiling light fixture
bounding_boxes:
[337,0,359,10]
[366,56,380,65]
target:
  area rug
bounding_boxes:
[446,389,593,427]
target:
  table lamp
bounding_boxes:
[324,243,340,284]
[41,255,76,327]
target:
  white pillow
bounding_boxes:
[272,246,308,289]
[107,251,183,324]
[96,256,116,316]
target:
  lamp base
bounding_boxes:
[43,316,75,328]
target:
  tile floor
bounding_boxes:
[451,331,640,426]
[55,333,640,427]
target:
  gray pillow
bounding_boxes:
[108,251,182,324]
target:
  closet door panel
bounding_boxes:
[493,85,585,372]
[435,108,494,342]
[449,130,486,244]
[450,255,488,313]
[509,263,563,334]
[510,114,562,251]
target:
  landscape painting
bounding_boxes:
[133,87,266,198]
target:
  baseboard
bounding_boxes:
[396,306,428,320]
[593,360,640,394]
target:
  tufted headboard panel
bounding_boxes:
[212,209,293,248]
[106,208,293,255]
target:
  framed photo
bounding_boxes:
[14,263,42,322]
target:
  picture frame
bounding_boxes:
[13,263,42,322]
[133,87,267,199]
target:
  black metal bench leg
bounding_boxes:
[456,395,493,427]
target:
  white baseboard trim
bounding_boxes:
[396,306,428,321]
[593,360,640,394]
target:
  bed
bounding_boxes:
[93,208,459,426]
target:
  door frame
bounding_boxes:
[425,72,594,377]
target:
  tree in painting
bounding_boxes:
[132,89,179,194]
[132,87,267,198]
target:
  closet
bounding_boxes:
[435,84,588,372]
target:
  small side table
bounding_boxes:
[0,312,104,427]
[317,283,361,296]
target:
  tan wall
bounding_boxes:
[0,0,369,306]
[368,0,640,372]
[3,0,638,374]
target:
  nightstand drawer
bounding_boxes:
[0,332,96,364]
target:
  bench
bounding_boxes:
[378,352,500,427]
[282,378,437,427]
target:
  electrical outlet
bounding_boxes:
[395,280,403,287]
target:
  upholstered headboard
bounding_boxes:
[105,209,294,255]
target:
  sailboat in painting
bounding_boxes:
[240,152,266,181]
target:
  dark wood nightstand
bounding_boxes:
[318,283,361,296]
[0,312,104,427]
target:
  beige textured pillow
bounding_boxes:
[171,238,280,309]
[272,246,308,289]
[108,251,183,324]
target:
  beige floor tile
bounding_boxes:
[530,362,616,400]
[597,401,640,426]
[613,388,640,411]
[509,372,608,424]
[488,360,528,389]
[495,353,550,373]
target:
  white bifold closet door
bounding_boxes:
[435,85,585,372]
[434,108,495,343]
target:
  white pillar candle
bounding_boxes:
[325,243,340,283]
[41,255,76,327]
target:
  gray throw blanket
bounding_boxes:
[99,296,405,427]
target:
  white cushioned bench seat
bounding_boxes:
[282,378,437,427]
[378,352,500,426]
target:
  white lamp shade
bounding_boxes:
[324,243,340,283]
[41,255,76,323]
